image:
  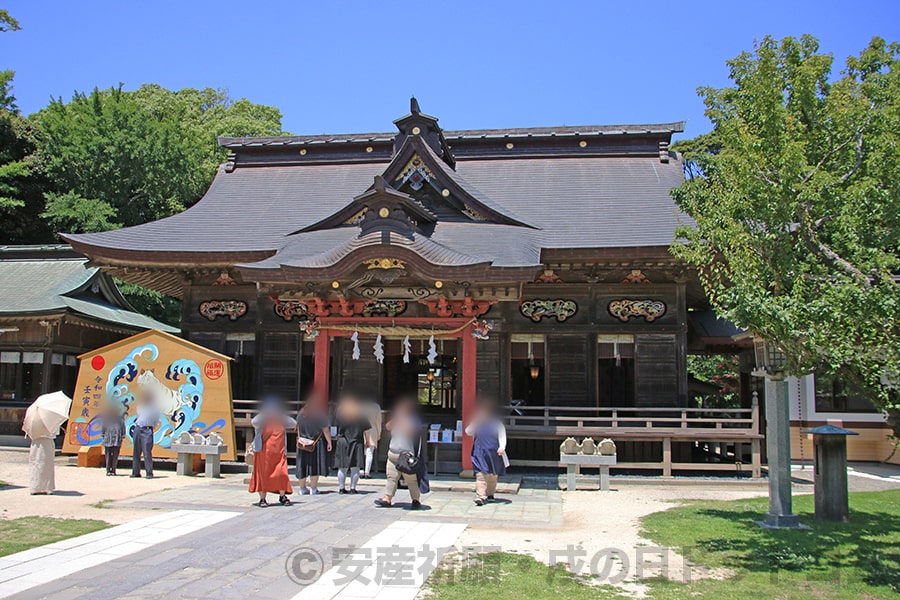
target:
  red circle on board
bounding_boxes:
[91,355,105,370]
[204,359,225,380]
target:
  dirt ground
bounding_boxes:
[456,465,900,597]
[0,449,238,524]
[456,485,769,597]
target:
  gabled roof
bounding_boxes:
[0,246,178,332]
[61,102,687,294]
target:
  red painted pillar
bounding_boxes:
[313,330,330,407]
[461,328,477,473]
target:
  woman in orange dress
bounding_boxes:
[249,400,296,507]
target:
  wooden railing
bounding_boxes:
[503,402,759,434]
[233,399,259,429]
[503,398,762,477]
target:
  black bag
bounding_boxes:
[396,437,422,475]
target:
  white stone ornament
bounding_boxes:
[427,335,438,364]
[351,331,360,360]
[373,334,384,364]
[402,335,412,364]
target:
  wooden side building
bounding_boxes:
[62,100,761,474]
[0,245,177,435]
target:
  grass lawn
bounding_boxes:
[427,552,627,599]
[426,489,900,600]
[0,517,109,557]
[641,489,900,599]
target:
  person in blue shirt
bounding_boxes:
[465,395,508,506]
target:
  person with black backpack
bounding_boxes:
[374,396,422,509]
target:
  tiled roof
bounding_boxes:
[62,297,178,332]
[0,259,94,313]
[0,252,177,332]
[61,112,687,285]
[218,122,686,148]
[63,155,686,255]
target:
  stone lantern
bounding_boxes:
[746,335,803,529]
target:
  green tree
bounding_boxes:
[28,84,284,324]
[688,354,741,409]
[0,9,20,33]
[0,10,52,242]
[31,84,284,233]
[671,35,900,412]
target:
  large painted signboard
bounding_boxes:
[63,329,237,461]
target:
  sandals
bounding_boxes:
[279,495,293,506]
[258,499,269,508]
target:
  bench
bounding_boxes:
[560,453,617,491]
[170,444,228,478]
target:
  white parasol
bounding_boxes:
[23,391,72,439]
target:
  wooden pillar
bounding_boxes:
[675,277,689,406]
[662,437,673,477]
[751,438,762,478]
[313,330,330,406]
[461,327,477,474]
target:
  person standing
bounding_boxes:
[27,433,55,495]
[374,396,422,509]
[465,396,508,506]
[250,397,296,507]
[295,398,332,495]
[101,404,126,476]
[131,392,160,479]
[333,393,370,494]
[361,399,382,479]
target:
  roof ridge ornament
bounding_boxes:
[393,98,455,168]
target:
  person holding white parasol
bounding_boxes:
[22,391,72,495]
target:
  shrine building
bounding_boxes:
[62,99,764,474]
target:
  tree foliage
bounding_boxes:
[30,84,284,233]
[688,354,742,409]
[9,84,285,323]
[672,35,900,410]
[0,9,20,33]
[0,10,51,242]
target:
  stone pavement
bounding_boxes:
[0,510,239,598]
[2,478,562,599]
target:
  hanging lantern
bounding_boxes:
[752,335,787,376]
[527,338,541,379]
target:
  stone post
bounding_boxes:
[761,377,801,528]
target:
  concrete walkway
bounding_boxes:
[0,510,240,598]
[0,478,551,599]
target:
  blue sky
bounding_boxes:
[3,1,899,141]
